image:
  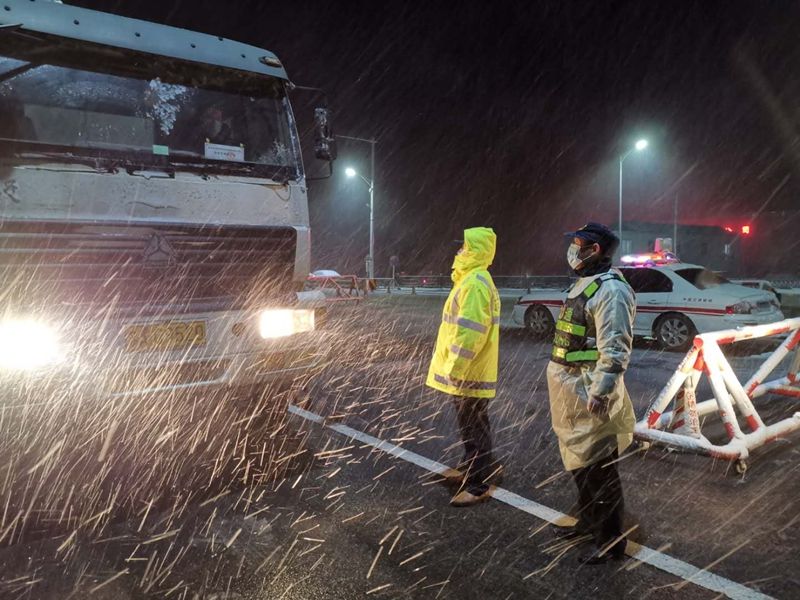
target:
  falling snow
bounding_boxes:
[0,0,799,599]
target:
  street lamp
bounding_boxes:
[340,135,377,280]
[344,165,375,280]
[618,138,649,249]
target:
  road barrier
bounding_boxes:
[305,274,365,302]
[635,317,800,473]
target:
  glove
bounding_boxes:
[587,395,609,416]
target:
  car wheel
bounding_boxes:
[655,313,695,351]
[525,305,555,340]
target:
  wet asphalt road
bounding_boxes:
[1,295,798,599]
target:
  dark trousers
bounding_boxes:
[570,449,626,555]
[452,397,495,494]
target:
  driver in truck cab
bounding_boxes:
[200,105,237,146]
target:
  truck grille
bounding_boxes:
[107,359,232,394]
[0,221,297,315]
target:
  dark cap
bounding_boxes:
[564,222,619,254]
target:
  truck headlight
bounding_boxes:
[0,318,62,371]
[259,309,315,339]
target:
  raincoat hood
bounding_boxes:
[452,227,496,282]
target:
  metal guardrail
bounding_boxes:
[773,279,800,289]
[370,275,572,293]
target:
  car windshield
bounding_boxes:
[0,43,301,179]
[675,268,730,290]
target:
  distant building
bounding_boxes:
[746,211,799,278]
[620,222,741,274]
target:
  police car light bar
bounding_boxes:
[620,251,680,266]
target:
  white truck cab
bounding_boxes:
[0,0,335,396]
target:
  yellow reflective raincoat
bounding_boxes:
[426,227,500,399]
[546,270,636,470]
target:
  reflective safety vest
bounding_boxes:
[550,272,624,366]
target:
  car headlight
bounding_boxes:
[725,301,753,315]
[0,318,62,371]
[259,309,315,339]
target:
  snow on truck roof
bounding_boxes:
[0,0,289,80]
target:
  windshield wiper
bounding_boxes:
[4,140,293,183]
[11,145,174,177]
[168,159,293,184]
[13,149,119,171]
[0,61,36,83]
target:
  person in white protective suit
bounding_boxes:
[546,222,636,565]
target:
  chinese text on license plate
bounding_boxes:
[124,320,207,352]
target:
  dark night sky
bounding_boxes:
[76,1,800,275]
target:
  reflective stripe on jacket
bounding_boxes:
[551,272,624,366]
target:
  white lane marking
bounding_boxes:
[289,404,774,600]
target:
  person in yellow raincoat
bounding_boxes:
[426,227,501,507]
[546,222,636,565]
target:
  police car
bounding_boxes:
[512,252,784,351]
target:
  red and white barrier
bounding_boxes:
[635,317,800,472]
[306,274,365,302]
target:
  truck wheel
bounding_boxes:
[525,305,555,340]
[655,313,695,352]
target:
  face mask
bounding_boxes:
[568,242,600,271]
[567,243,583,270]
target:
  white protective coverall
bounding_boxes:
[546,269,637,471]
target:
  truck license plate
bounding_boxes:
[124,320,207,352]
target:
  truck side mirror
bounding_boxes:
[313,108,337,161]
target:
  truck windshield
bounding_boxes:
[0,50,301,180]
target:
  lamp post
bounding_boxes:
[341,135,376,280]
[618,138,648,249]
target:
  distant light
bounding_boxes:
[724,226,734,233]
[635,139,649,151]
[620,252,679,266]
[741,225,751,235]
[345,167,357,178]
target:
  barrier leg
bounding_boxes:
[789,346,800,384]
[642,346,699,429]
[717,360,766,432]
[743,329,800,396]
[669,370,702,437]
[702,344,746,442]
